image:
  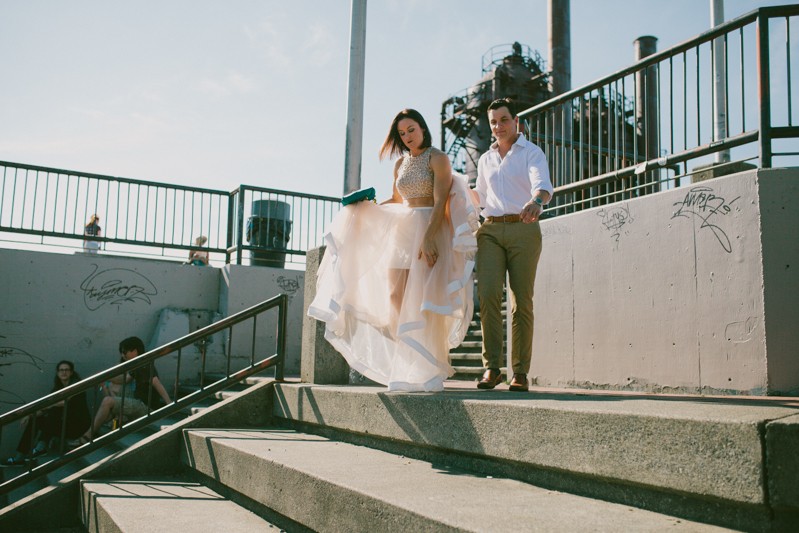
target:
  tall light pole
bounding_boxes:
[343,0,367,194]
[548,0,572,191]
[711,0,730,163]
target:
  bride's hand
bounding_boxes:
[418,237,438,267]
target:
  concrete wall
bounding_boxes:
[533,167,798,395]
[219,264,304,376]
[0,249,303,455]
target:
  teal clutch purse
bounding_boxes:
[341,187,376,206]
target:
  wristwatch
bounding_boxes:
[533,197,544,206]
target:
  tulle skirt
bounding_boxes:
[308,174,479,392]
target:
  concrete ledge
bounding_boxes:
[182,428,724,532]
[81,479,273,532]
[271,384,799,510]
[0,379,276,532]
[766,413,799,511]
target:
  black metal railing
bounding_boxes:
[0,160,340,265]
[0,160,230,259]
[519,5,799,216]
[0,293,288,497]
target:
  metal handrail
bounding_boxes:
[0,293,288,497]
[519,9,766,117]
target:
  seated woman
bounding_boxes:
[3,360,90,465]
[72,336,171,446]
[187,235,209,266]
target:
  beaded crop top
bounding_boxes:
[396,147,434,200]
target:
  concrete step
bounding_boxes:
[2,412,189,506]
[270,383,799,532]
[182,375,271,416]
[0,378,280,532]
[182,428,726,533]
[451,366,498,380]
[81,478,280,532]
[453,340,482,350]
[449,353,483,363]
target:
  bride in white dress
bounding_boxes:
[308,109,478,392]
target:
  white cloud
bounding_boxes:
[302,23,336,66]
[198,71,257,97]
[243,19,292,68]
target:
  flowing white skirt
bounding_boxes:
[308,175,479,392]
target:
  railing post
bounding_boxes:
[236,186,246,265]
[226,191,235,264]
[276,293,288,381]
[757,12,772,168]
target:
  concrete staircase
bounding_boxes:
[449,316,488,381]
[449,279,508,382]
[3,379,797,532]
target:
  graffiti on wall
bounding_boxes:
[598,204,634,246]
[0,335,43,406]
[276,275,301,303]
[671,186,740,253]
[80,265,158,311]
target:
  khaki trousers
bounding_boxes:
[476,220,542,374]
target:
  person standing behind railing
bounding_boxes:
[187,235,209,266]
[71,336,171,446]
[2,360,90,466]
[83,214,102,254]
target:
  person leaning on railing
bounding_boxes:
[186,235,209,266]
[70,336,171,446]
[2,360,90,466]
[83,214,102,254]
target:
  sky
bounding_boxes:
[0,0,788,202]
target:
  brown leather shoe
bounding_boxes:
[508,373,529,392]
[477,368,503,389]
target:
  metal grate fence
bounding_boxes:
[520,5,799,216]
[0,160,340,266]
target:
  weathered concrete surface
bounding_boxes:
[272,383,799,510]
[0,247,303,457]
[766,413,799,509]
[0,379,275,532]
[757,169,799,393]
[300,246,349,384]
[533,167,799,395]
[149,307,226,391]
[218,263,305,375]
[81,479,277,532]
[184,428,731,533]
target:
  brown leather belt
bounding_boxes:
[485,214,521,223]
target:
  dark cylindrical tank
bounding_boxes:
[246,200,292,268]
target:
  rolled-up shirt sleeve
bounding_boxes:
[474,159,488,207]
[528,147,554,203]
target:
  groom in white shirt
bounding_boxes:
[472,98,554,392]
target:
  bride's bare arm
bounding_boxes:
[381,158,405,205]
[419,150,453,267]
